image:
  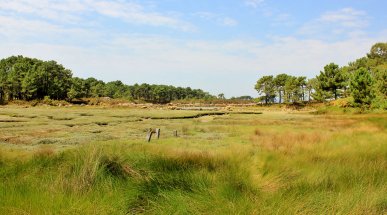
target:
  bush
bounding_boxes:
[371,95,387,110]
[330,97,354,108]
[42,96,53,105]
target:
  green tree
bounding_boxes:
[316,63,346,100]
[152,85,170,103]
[297,76,307,101]
[273,74,289,103]
[22,69,38,100]
[0,63,8,102]
[37,60,72,100]
[81,78,106,98]
[67,77,86,99]
[0,56,215,103]
[368,42,387,64]
[284,76,301,103]
[306,78,317,102]
[255,76,275,104]
[7,60,26,100]
[372,67,387,108]
[104,81,129,98]
[350,68,375,105]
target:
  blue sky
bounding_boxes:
[0,0,386,97]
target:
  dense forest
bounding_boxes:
[255,42,386,108]
[0,56,215,104]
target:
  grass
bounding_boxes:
[0,105,386,214]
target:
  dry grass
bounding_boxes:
[33,146,55,157]
[251,129,328,153]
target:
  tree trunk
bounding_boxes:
[279,90,282,104]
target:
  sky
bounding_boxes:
[0,0,386,97]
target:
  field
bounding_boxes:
[0,105,386,214]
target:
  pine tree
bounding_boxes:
[350,67,374,105]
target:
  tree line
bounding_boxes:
[68,79,215,103]
[255,42,387,108]
[0,56,215,104]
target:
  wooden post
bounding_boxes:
[173,130,178,137]
[156,128,160,139]
[146,128,161,142]
[146,128,153,142]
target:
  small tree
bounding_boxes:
[297,76,307,101]
[350,67,374,106]
[255,76,275,104]
[273,74,289,103]
[306,78,317,102]
[368,42,387,65]
[316,63,346,100]
[284,76,301,103]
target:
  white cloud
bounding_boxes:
[221,17,238,27]
[0,0,195,31]
[299,8,369,39]
[0,15,61,36]
[245,0,265,8]
[270,13,295,27]
[89,0,195,31]
[195,12,238,27]
[195,12,215,19]
[0,0,87,23]
[0,15,101,46]
[320,8,367,28]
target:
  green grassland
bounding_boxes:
[0,105,386,214]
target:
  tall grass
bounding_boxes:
[0,107,386,214]
[0,143,258,214]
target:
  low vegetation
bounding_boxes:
[0,106,386,214]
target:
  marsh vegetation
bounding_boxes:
[0,105,386,214]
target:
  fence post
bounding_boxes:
[156,128,160,139]
[146,128,153,142]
